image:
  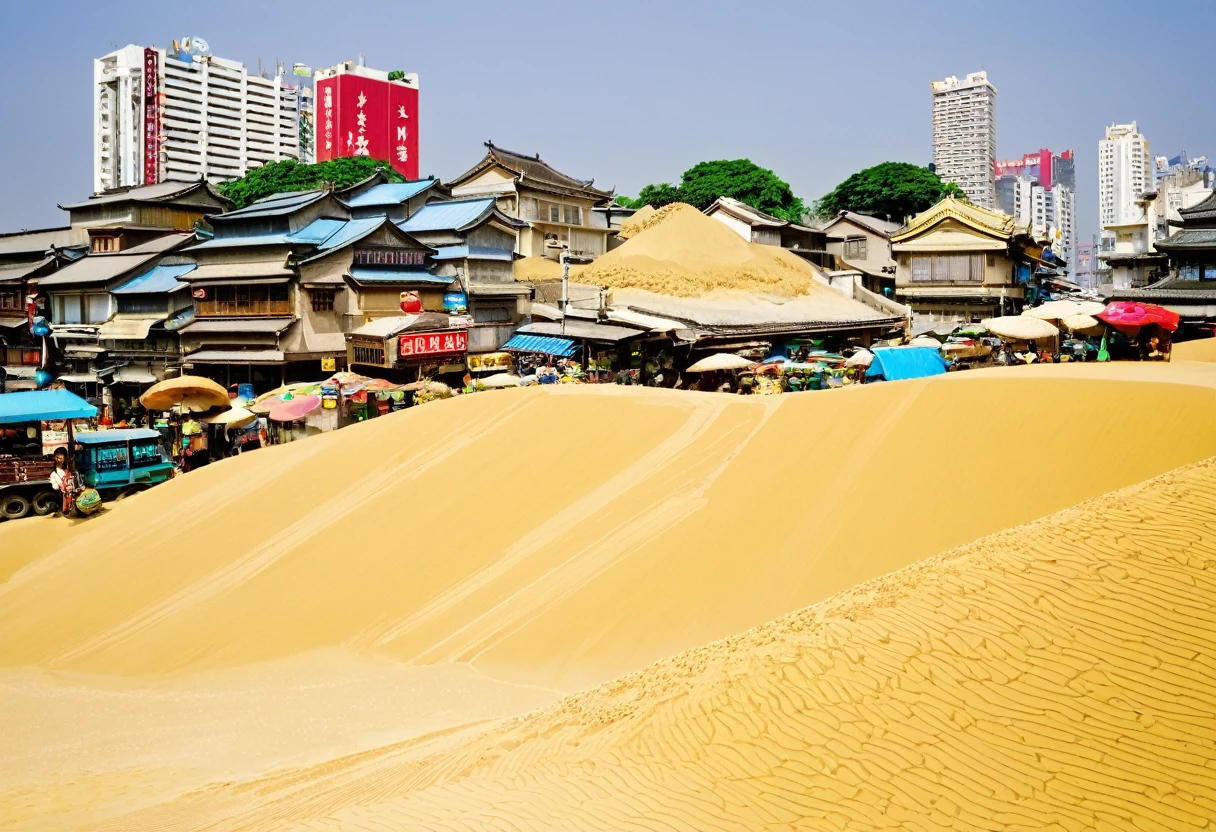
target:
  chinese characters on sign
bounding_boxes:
[352,248,425,267]
[398,330,468,360]
[352,91,370,156]
[396,104,409,164]
[142,48,160,184]
[323,83,334,154]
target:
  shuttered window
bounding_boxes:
[910,254,984,283]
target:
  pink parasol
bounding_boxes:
[267,394,322,422]
[1096,301,1180,334]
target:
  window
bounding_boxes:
[843,237,867,260]
[352,340,385,366]
[91,236,120,253]
[86,294,111,323]
[910,254,984,283]
[563,205,582,226]
[0,290,20,311]
[311,289,335,312]
[473,305,510,323]
[130,440,162,467]
[196,284,291,317]
[549,204,560,222]
[56,294,82,324]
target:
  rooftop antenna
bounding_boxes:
[358,53,365,67]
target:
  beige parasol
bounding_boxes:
[910,335,944,349]
[1024,299,1105,321]
[140,375,230,412]
[203,407,257,429]
[686,353,756,373]
[982,316,1060,342]
[479,373,524,389]
[1062,313,1105,336]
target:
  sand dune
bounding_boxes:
[3,363,1216,829]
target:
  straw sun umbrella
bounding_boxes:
[139,375,229,413]
[1024,299,1105,322]
[686,353,756,373]
[981,315,1060,342]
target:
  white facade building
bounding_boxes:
[931,71,997,209]
[1000,175,1076,270]
[1098,122,1152,232]
[94,45,304,192]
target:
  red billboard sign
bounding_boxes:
[315,73,418,179]
[143,47,160,184]
[398,330,467,360]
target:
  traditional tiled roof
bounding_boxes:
[448,142,614,201]
[1178,190,1216,224]
[1156,228,1216,249]
[59,181,232,211]
[705,197,816,232]
[1109,276,1216,302]
[891,197,1017,243]
[210,190,329,222]
[341,180,439,209]
[823,211,902,238]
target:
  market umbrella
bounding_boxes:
[686,353,756,373]
[402,379,453,394]
[1024,299,1105,321]
[1062,313,1105,337]
[203,407,257,429]
[982,315,1059,342]
[845,349,873,368]
[480,373,524,389]
[140,375,229,413]
[910,335,944,349]
[267,394,321,423]
[1096,301,1180,334]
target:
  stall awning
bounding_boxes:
[1,365,37,379]
[0,389,98,424]
[866,347,948,382]
[503,334,578,357]
[517,320,644,343]
[0,317,26,329]
[59,372,100,383]
[113,365,159,384]
[97,315,164,340]
[179,318,294,334]
[184,349,285,364]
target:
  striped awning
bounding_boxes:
[502,334,577,357]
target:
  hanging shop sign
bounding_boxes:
[192,288,207,299]
[398,330,467,360]
[320,357,337,372]
[442,292,467,314]
[467,352,512,372]
[40,421,69,457]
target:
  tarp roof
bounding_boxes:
[866,346,948,382]
[502,334,578,356]
[517,320,643,342]
[0,389,98,423]
[75,428,161,444]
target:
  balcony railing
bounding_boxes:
[196,299,292,317]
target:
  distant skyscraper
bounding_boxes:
[1099,122,1152,232]
[994,149,1077,270]
[931,71,997,209]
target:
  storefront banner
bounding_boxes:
[467,352,513,372]
[443,292,467,313]
[399,330,467,359]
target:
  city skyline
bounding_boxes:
[0,0,1212,247]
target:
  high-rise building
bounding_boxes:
[994,148,1077,271]
[1098,122,1152,231]
[314,62,419,180]
[931,71,997,209]
[94,43,306,192]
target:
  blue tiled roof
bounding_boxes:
[503,334,577,356]
[212,190,328,221]
[189,231,294,250]
[343,180,437,208]
[315,217,385,252]
[287,217,347,245]
[348,266,453,285]
[398,199,495,233]
[112,263,196,294]
[432,245,516,262]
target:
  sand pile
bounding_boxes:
[4,363,1216,828]
[581,203,820,297]
[1174,335,1216,362]
[616,203,656,238]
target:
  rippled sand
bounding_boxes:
[3,362,1216,829]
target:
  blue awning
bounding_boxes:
[866,347,948,382]
[0,389,98,424]
[74,428,161,444]
[503,334,578,357]
[348,267,453,285]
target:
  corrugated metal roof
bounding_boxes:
[348,267,452,285]
[314,217,384,252]
[211,190,328,221]
[343,180,436,208]
[189,231,295,250]
[0,389,98,424]
[518,320,643,342]
[287,217,347,245]
[180,318,294,334]
[351,315,422,338]
[398,199,495,233]
[432,245,515,261]
[187,261,293,282]
[0,257,54,284]
[97,316,164,340]
[112,263,196,294]
[184,349,285,364]
[59,182,215,210]
[0,227,88,256]
[37,249,164,288]
[502,334,577,356]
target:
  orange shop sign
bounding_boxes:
[398,330,467,359]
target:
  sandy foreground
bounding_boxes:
[2,362,1216,829]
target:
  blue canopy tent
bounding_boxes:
[0,389,98,424]
[866,347,948,382]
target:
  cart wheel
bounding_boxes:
[116,485,146,501]
[2,494,31,520]
[31,491,60,516]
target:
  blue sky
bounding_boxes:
[0,0,1211,243]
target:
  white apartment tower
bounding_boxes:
[1099,122,1152,230]
[1000,175,1076,270]
[94,44,304,192]
[931,71,997,209]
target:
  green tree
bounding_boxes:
[676,159,806,222]
[814,162,963,223]
[218,157,404,209]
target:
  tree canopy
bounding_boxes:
[813,162,965,223]
[617,159,807,223]
[218,157,404,209]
